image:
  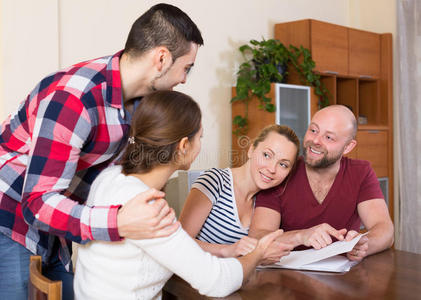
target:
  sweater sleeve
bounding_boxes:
[127,226,243,297]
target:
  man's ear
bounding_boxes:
[343,139,357,155]
[154,46,171,72]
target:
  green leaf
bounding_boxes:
[306,73,314,82]
[265,103,275,112]
[239,45,252,53]
[231,37,331,135]
[262,95,271,103]
[233,115,247,127]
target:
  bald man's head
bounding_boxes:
[302,105,357,169]
[313,105,357,140]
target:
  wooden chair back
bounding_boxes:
[28,256,62,300]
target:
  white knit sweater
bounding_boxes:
[74,165,243,300]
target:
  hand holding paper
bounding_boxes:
[259,232,368,272]
[345,230,369,261]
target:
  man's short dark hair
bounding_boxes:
[124,3,203,61]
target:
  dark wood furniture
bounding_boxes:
[163,249,421,300]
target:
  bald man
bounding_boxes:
[249,105,394,262]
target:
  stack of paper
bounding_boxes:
[258,233,366,273]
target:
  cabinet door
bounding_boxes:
[310,20,349,75]
[349,29,381,77]
[231,87,276,167]
[356,130,388,177]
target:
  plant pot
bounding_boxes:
[253,59,288,83]
[274,63,288,82]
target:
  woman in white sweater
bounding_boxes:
[74,91,287,300]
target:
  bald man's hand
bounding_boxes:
[346,230,369,261]
[298,223,347,250]
[117,189,180,240]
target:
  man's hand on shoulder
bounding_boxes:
[117,188,180,240]
[299,223,347,249]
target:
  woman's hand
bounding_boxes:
[224,236,258,257]
[255,230,294,265]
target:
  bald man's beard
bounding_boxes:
[303,142,345,169]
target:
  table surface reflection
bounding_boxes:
[163,249,421,300]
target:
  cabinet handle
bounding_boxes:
[323,70,338,75]
[367,130,380,134]
[359,75,373,79]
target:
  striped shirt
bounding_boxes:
[192,168,250,244]
[0,50,130,269]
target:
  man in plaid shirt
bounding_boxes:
[0,3,203,300]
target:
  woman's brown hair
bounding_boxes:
[119,90,201,175]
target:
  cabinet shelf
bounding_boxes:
[358,125,389,130]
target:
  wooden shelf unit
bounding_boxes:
[277,19,394,217]
[231,19,394,219]
[274,19,394,218]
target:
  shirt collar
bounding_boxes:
[105,50,124,109]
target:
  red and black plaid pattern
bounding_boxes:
[0,51,129,269]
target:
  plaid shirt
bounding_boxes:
[0,50,131,270]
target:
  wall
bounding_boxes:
[0,0,396,171]
[348,0,399,225]
[0,0,59,118]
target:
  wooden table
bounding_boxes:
[163,249,421,300]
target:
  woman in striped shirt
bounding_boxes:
[179,125,300,258]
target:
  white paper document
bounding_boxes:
[259,233,367,273]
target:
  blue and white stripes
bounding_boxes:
[192,168,249,245]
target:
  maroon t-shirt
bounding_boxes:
[256,157,384,233]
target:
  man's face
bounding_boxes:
[302,110,354,169]
[151,43,198,91]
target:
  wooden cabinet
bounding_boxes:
[275,19,349,74]
[310,20,349,74]
[349,29,381,77]
[233,20,394,217]
[275,20,382,78]
[231,87,276,167]
[277,20,393,217]
[336,77,358,114]
[355,130,388,177]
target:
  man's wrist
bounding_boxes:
[111,205,123,240]
[295,230,305,246]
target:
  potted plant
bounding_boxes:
[231,38,329,135]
